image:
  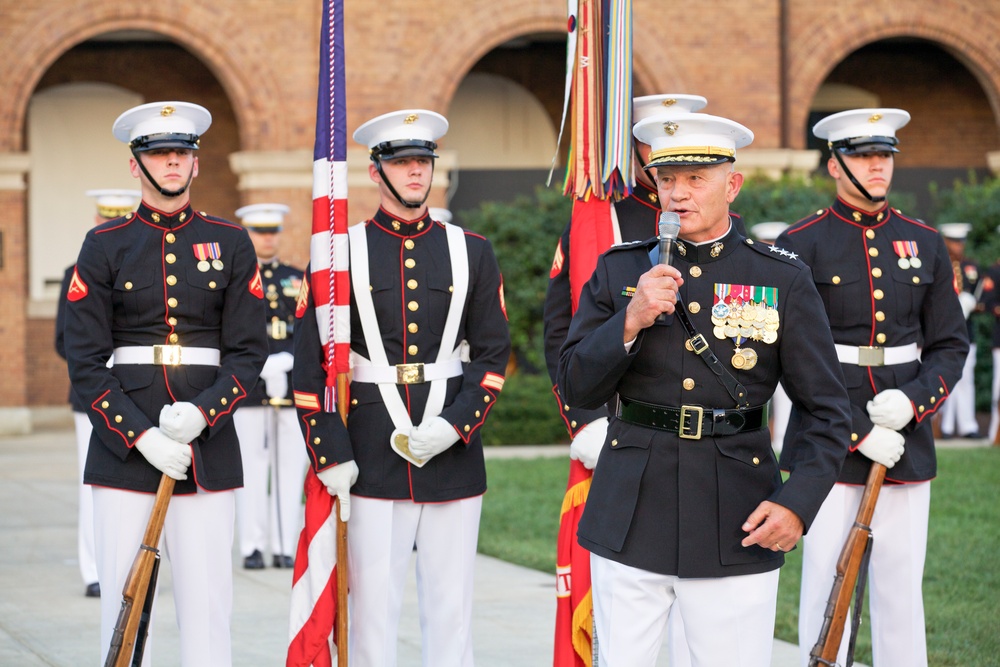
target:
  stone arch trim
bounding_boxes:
[787,14,1000,149]
[0,4,284,153]
[409,3,655,117]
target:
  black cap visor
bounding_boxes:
[831,135,899,155]
[130,132,201,152]
[371,139,439,161]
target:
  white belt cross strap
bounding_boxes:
[835,342,918,367]
[112,345,221,366]
[348,221,469,465]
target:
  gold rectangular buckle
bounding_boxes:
[678,405,704,440]
[689,334,710,355]
[396,363,425,385]
[857,346,884,367]
[153,344,182,366]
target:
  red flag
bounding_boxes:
[287,0,349,664]
[554,459,595,667]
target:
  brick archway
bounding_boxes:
[787,11,1000,150]
[0,3,284,153]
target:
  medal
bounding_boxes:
[212,259,224,271]
[731,349,747,369]
[197,260,210,272]
[714,325,727,340]
[763,330,778,344]
[897,257,911,270]
[740,347,758,370]
[910,257,922,268]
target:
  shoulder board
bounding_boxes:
[744,238,802,264]
[608,237,657,252]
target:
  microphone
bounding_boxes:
[655,211,681,323]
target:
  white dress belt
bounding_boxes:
[834,342,918,367]
[351,357,465,385]
[112,345,221,366]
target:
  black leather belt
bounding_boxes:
[617,397,767,439]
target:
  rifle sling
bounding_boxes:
[846,532,875,667]
[672,296,751,409]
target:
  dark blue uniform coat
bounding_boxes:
[558,222,851,578]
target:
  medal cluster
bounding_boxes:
[710,300,780,370]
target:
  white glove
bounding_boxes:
[159,402,208,443]
[316,461,360,521]
[260,352,293,399]
[866,389,914,431]
[958,291,977,320]
[570,417,608,470]
[856,425,905,468]
[408,417,460,462]
[135,427,192,480]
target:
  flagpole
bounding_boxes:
[335,372,349,666]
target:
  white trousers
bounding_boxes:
[590,554,780,667]
[73,411,98,585]
[990,348,1000,442]
[799,481,930,667]
[939,343,978,436]
[770,382,792,453]
[348,495,482,667]
[94,486,235,667]
[233,406,309,557]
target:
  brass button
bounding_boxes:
[209,281,217,289]
[484,395,491,403]
[407,279,418,290]
[209,408,216,416]
[408,345,418,355]
[939,387,945,394]
[233,387,239,394]
[875,311,885,322]
[221,398,228,406]
[873,289,884,300]
[165,233,176,244]
[866,229,875,240]
[351,399,358,405]
[408,323,419,333]
[688,302,701,314]
[868,247,878,257]
[128,430,134,438]
[407,301,419,311]
[310,419,317,426]
[475,410,481,418]
[152,212,161,223]
[684,339,694,352]
[912,276,920,284]
[611,439,618,447]
[165,253,177,264]
[872,267,882,278]
[851,433,858,442]
[168,297,178,307]
[319,456,326,464]
[270,302,278,309]
[168,333,179,343]
[930,396,936,404]
[683,378,695,390]
[115,415,123,423]
[918,405,925,413]
[832,276,841,285]
[314,437,321,445]
[464,425,471,432]
[168,317,177,326]
[563,404,570,411]
[405,258,416,269]
[166,275,177,286]
[449,286,454,293]
[690,266,702,278]
[265,270,273,279]
[125,281,134,290]
[876,333,887,344]
[752,456,760,465]
[102,400,110,409]
[570,420,578,428]
[404,239,415,250]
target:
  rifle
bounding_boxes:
[105,474,175,667]
[808,463,886,667]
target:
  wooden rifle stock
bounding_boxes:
[808,463,886,667]
[105,474,175,667]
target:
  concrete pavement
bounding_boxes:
[0,418,880,666]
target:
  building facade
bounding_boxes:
[1,0,999,430]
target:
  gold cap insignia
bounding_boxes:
[161,105,176,117]
[662,99,676,107]
[663,121,679,136]
[869,113,883,123]
[404,114,418,124]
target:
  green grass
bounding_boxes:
[480,447,1000,665]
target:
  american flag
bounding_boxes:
[287,0,350,664]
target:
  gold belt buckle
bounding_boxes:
[396,362,425,385]
[153,344,182,366]
[857,346,884,367]
[678,405,704,440]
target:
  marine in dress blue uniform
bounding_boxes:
[293,109,510,667]
[231,203,310,570]
[56,188,141,598]
[65,101,268,667]
[776,108,969,667]
[558,112,851,666]
[937,222,982,438]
